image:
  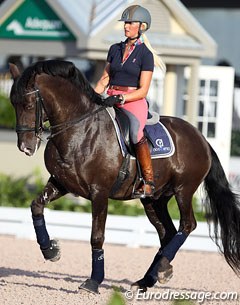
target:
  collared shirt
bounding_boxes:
[107,38,154,87]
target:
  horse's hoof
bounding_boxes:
[131,279,148,292]
[41,239,61,262]
[157,257,173,284]
[79,279,99,294]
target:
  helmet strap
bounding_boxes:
[129,34,140,41]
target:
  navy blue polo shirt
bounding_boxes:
[107,41,154,87]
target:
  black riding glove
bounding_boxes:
[102,95,125,107]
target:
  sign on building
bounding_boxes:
[0,0,75,40]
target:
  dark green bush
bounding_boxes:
[0,93,15,129]
[0,170,206,221]
[0,170,81,210]
[231,130,240,156]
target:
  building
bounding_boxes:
[0,0,217,122]
[180,0,240,131]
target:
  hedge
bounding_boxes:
[0,170,206,221]
[0,93,15,129]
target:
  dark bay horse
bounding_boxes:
[9,60,240,293]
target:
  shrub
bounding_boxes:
[231,130,240,156]
[0,170,206,221]
[0,170,79,209]
[0,93,15,129]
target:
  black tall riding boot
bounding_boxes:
[133,136,155,198]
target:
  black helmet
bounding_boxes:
[119,5,151,31]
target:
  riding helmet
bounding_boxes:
[119,5,151,31]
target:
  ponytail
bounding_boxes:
[141,23,166,74]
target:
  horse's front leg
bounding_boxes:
[79,194,108,294]
[31,176,67,261]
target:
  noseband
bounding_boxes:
[16,88,44,138]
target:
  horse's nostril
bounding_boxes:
[23,147,33,156]
[19,142,33,156]
[19,142,26,152]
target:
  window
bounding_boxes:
[197,79,218,138]
[182,77,219,138]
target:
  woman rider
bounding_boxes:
[95,5,166,198]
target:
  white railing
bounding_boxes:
[0,206,219,252]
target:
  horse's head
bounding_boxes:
[9,59,103,155]
[9,63,43,156]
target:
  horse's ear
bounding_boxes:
[9,63,21,80]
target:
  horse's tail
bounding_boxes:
[204,144,240,275]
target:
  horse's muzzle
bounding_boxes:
[18,139,40,156]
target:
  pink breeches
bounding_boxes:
[107,88,148,144]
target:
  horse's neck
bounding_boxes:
[37,76,93,124]
[48,94,95,126]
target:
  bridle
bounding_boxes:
[16,87,106,140]
[16,88,44,139]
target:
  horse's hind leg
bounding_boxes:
[157,189,197,283]
[132,195,176,290]
[31,176,67,261]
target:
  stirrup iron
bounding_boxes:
[132,179,155,199]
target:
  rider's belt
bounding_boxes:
[109,85,137,91]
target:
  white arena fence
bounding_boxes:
[0,206,219,252]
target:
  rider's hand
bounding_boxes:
[102,95,125,107]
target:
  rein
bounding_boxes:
[18,87,106,140]
[48,105,106,139]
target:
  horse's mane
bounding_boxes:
[18,60,102,104]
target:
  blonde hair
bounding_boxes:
[141,23,166,74]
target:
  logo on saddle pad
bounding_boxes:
[153,138,172,153]
[155,138,164,148]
